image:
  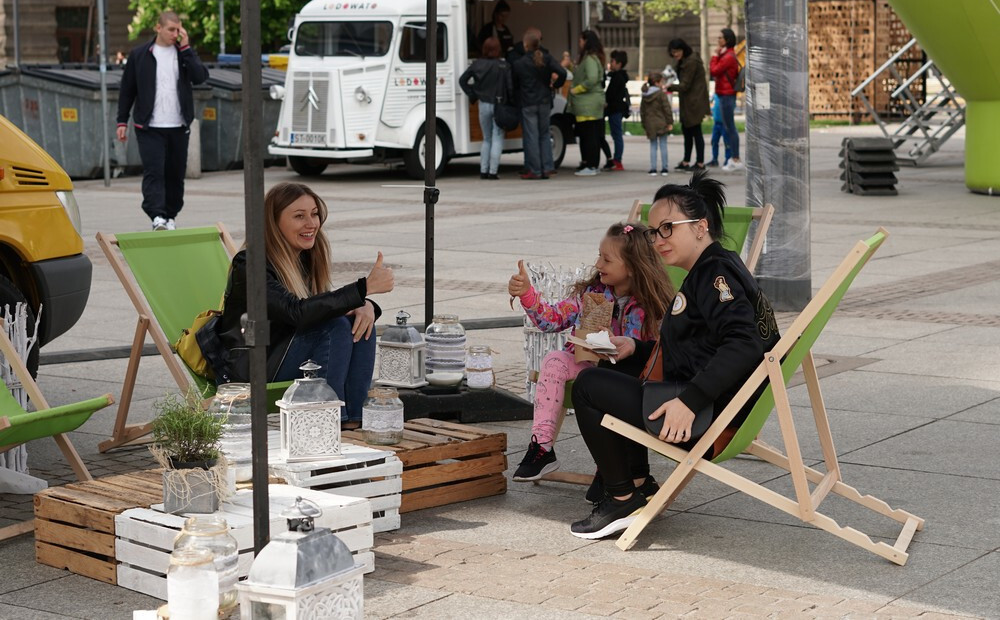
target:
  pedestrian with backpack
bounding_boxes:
[459,37,513,179]
[709,28,744,171]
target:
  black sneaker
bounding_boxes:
[570,492,646,539]
[636,475,659,501]
[512,435,558,481]
[603,160,616,170]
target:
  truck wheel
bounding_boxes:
[550,122,568,170]
[404,125,448,180]
[288,156,328,176]
[0,274,39,378]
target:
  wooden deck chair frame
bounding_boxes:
[537,202,775,488]
[95,223,239,452]
[0,320,114,540]
[601,228,924,565]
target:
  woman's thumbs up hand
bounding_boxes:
[366,252,394,294]
[508,260,532,298]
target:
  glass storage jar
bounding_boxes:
[423,314,466,386]
[466,345,494,390]
[166,547,219,620]
[362,387,404,445]
[207,383,252,483]
[173,515,239,614]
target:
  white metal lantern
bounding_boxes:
[376,310,428,389]
[237,497,364,619]
[277,360,344,462]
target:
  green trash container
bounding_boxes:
[200,65,284,171]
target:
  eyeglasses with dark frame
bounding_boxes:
[642,219,701,242]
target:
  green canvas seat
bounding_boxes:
[602,229,925,565]
[0,321,114,540]
[96,224,291,452]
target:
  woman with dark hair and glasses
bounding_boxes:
[666,38,710,171]
[567,171,780,539]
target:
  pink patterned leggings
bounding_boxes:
[532,350,593,445]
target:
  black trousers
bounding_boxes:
[136,126,189,220]
[682,123,705,165]
[577,119,604,169]
[572,366,652,497]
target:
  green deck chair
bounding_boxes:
[602,229,925,565]
[0,320,114,540]
[96,224,291,452]
[538,202,775,487]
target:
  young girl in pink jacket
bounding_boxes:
[509,222,674,481]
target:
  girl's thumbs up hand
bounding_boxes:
[508,260,532,298]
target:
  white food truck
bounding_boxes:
[268,0,588,178]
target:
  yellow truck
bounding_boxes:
[0,114,91,373]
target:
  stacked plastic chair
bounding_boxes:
[840,137,899,196]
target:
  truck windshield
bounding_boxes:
[295,21,393,57]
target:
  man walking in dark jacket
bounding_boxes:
[116,11,208,231]
[511,29,566,179]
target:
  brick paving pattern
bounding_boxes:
[372,534,978,619]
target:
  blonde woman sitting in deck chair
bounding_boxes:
[206,182,394,429]
[569,171,780,539]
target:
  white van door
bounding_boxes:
[382,19,454,130]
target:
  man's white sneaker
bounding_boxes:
[574,167,599,176]
[723,159,745,172]
[151,216,168,231]
[166,218,176,231]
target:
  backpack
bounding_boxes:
[493,60,520,131]
[726,50,745,93]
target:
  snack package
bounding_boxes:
[574,292,613,363]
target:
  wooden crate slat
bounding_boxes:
[400,473,507,513]
[407,418,499,437]
[396,434,507,468]
[398,428,453,444]
[36,540,117,584]
[36,486,139,514]
[403,454,507,492]
[34,494,117,534]
[34,519,115,557]
[64,480,162,506]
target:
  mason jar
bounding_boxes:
[362,387,405,445]
[466,345,494,390]
[424,314,466,386]
[173,515,239,614]
[166,547,219,620]
[207,383,252,483]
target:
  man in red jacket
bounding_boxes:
[709,28,744,171]
[116,11,209,231]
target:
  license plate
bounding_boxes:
[290,132,326,145]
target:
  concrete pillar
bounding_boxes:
[186,118,202,179]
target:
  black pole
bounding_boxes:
[240,0,271,553]
[424,1,439,327]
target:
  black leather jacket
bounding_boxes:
[212,250,380,382]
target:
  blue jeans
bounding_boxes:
[718,94,740,160]
[649,134,668,170]
[710,121,732,163]
[521,104,552,175]
[608,113,624,162]
[477,102,505,174]
[274,316,376,422]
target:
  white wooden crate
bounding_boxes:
[115,485,373,600]
[268,434,403,533]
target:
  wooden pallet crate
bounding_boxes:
[342,418,507,513]
[33,470,163,585]
[269,441,403,533]
[115,485,373,600]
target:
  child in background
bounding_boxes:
[508,223,673,481]
[603,50,631,171]
[707,93,733,167]
[640,72,673,176]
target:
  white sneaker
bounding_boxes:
[166,218,176,231]
[574,167,599,176]
[723,159,745,172]
[151,216,168,231]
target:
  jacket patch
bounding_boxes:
[671,292,687,315]
[755,291,779,339]
[714,276,735,302]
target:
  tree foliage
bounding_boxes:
[603,0,743,26]
[128,0,310,54]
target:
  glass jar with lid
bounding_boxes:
[173,515,239,614]
[206,383,252,483]
[362,387,404,445]
[466,345,494,390]
[166,547,219,620]
[424,314,466,386]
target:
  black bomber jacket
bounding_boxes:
[116,39,209,129]
[622,242,781,427]
[213,251,381,382]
